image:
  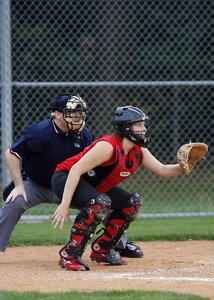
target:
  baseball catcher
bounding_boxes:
[177,142,208,175]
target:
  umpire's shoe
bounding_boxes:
[115,242,144,258]
[90,249,127,265]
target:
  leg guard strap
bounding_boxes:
[92,212,129,253]
[77,256,90,270]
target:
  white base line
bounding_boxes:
[103,273,214,282]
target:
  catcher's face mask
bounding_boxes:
[131,121,148,140]
[114,105,150,147]
[124,119,150,148]
[63,96,87,132]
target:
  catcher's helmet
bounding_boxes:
[114,105,150,147]
[52,94,87,132]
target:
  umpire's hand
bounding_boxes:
[6,185,27,203]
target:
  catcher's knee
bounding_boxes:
[121,192,142,222]
[90,193,111,221]
[76,193,111,223]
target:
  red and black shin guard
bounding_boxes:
[91,192,142,260]
[91,211,129,255]
[60,194,111,261]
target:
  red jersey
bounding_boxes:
[55,135,143,193]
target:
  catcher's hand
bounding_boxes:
[177,142,208,175]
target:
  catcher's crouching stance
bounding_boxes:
[52,105,208,271]
[59,192,142,271]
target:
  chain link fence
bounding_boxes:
[0,0,213,217]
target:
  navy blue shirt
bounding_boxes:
[10,119,93,186]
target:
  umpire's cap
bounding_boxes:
[51,94,73,112]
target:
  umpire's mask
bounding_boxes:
[63,96,87,132]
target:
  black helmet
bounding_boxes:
[114,105,150,147]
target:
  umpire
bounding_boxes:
[0,94,93,252]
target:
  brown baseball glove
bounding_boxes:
[177,142,208,174]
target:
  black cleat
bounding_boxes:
[90,249,127,265]
[115,242,144,258]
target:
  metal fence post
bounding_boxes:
[1,0,12,190]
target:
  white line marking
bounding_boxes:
[102,272,214,282]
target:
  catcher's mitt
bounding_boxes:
[177,142,208,175]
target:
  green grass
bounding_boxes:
[0,290,209,300]
[18,179,214,215]
[8,217,214,247]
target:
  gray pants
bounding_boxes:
[0,179,60,252]
[0,179,128,252]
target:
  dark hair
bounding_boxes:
[112,129,123,139]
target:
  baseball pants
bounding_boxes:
[0,178,60,252]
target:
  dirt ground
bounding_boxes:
[0,241,214,299]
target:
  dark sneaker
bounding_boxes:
[115,242,144,258]
[90,249,127,265]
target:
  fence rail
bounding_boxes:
[10,81,214,87]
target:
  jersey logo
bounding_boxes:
[120,171,131,177]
